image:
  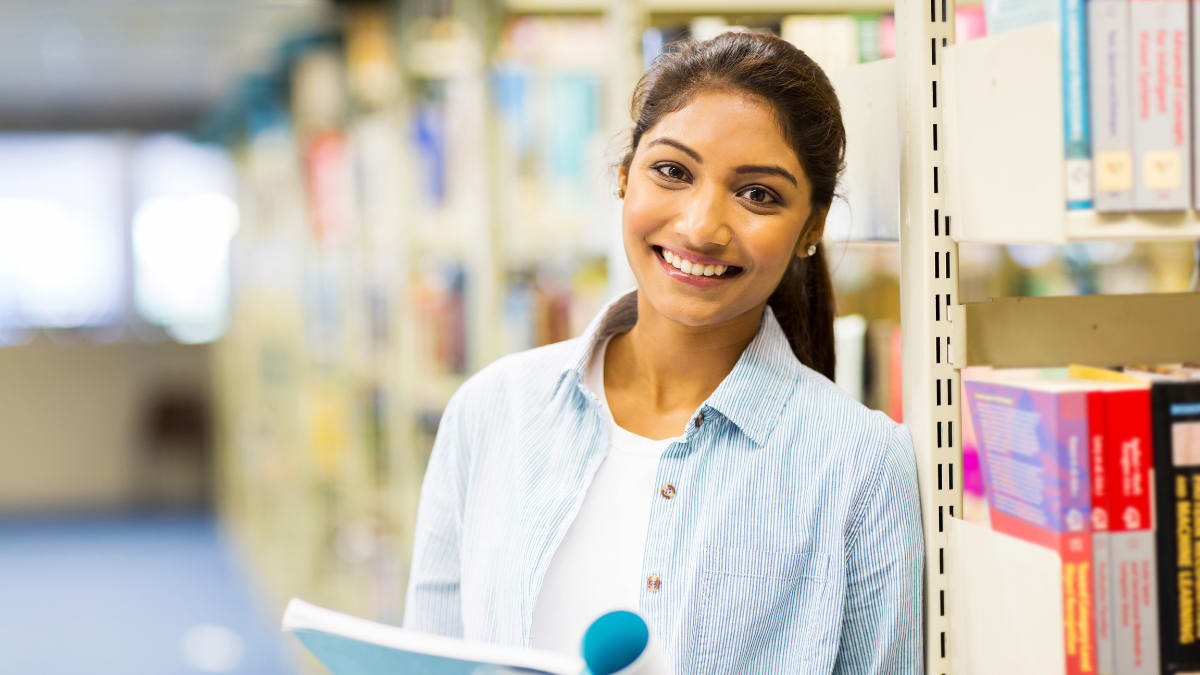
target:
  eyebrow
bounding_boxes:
[646,137,703,163]
[733,165,799,188]
[646,137,799,188]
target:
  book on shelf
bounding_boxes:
[959,366,1069,525]
[865,320,902,423]
[879,14,895,59]
[1193,0,1200,210]
[982,0,1056,34]
[833,314,867,403]
[1062,0,1093,210]
[964,375,1098,675]
[958,367,1011,525]
[1078,365,1200,671]
[413,261,468,376]
[854,14,882,63]
[956,6,989,41]
[959,375,987,523]
[780,15,859,75]
[1068,365,1159,675]
[967,365,1200,674]
[1142,372,1200,671]
[1088,0,1134,211]
[283,598,668,675]
[1132,0,1190,210]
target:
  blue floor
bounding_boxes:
[0,511,297,675]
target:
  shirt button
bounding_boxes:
[660,483,676,499]
[695,412,704,427]
[646,575,662,591]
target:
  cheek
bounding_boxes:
[622,182,674,240]
[743,226,802,276]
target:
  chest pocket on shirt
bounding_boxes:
[694,545,830,674]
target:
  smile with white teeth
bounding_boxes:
[661,248,732,277]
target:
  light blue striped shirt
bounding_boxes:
[403,290,924,674]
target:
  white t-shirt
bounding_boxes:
[529,336,679,656]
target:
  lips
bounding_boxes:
[652,245,743,288]
[653,246,743,277]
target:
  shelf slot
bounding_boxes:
[953,292,1200,368]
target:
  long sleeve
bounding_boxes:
[833,424,925,674]
[402,388,471,637]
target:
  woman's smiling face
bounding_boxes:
[620,89,823,328]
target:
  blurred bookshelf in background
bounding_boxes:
[175,2,1200,671]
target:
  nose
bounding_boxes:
[673,183,732,248]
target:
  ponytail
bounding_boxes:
[768,247,836,381]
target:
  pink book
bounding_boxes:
[879,15,895,59]
[965,377,1096,675]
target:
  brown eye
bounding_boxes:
[739,186,778,204]
[653,163,688,181]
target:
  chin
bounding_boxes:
[641,284,745,328]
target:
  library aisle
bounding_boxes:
[0,512,293,674]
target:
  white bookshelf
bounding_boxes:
[942,22,1200,243]
[894,4,1200,675]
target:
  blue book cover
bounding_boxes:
[1062,0,1093,209]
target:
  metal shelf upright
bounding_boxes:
[896,0,960,673]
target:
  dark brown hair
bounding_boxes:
[620,31,844,381]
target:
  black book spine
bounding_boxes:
[1153,381,1200,673]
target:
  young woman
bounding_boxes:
[403,31,923,673]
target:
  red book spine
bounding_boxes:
[1106,387,1159,674]
[1086,391,1114,675]
[1107,389,1153,533]
[1063,531,1097,675]
[1089,391,1112,531]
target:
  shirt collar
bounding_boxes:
[559,288,804,446]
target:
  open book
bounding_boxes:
[282,598,666,675]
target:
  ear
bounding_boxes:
[617,163,629,198]
[794,207,829,258]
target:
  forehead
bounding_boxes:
[643,90,802,172]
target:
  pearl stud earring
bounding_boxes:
[807,244,817,256]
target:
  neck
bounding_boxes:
[605,291,765,413]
